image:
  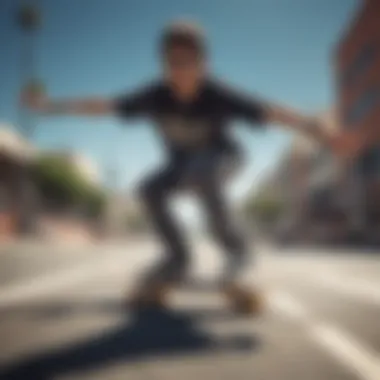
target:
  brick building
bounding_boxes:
[335,0,380,239]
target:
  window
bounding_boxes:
[344,87,380,127]
[341,44,377,88]
[357,146,380,180]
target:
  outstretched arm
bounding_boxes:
[218,82,332,145]
[219,81,328,143]
[264,103,331,144]
[22,83,157,118]
[22,91,114,116]
[265,103,372,157]
[218,81,366,157]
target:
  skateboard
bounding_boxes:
[127,279,264,316]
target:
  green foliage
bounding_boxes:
[244,195,284,225]
[85,187,107,218]
[32,155,106,218]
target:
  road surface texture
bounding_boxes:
[0,240,379,380]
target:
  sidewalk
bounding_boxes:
[0,237,104,288]
[0,236,98,255]
[0,236,154,288]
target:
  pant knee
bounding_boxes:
[139,180,163,206]
[210,219,246,253]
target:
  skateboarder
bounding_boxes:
[23,21,364,313]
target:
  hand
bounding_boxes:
[328,130,368,158]
[20,80,47,111]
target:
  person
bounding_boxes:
[23,21,365,313]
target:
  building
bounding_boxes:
[249,137,313,238]
[0,124,35,240]
[0,124,109,241]
[276,0,380,243]
[104,192,147,236]
[335,0,380,240]
[0,125,35,160]
[254,110,348,243]
[306,110,343,202]
[301,111,353,242]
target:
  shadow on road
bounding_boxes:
[0,303,260,380]
[0,299,246,323]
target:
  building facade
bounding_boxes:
[335,0,380,239]
[257,110,348,243]
[0,125,35,240]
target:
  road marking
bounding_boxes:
[314,324,380,380]
[269,291,308,320]
[269,291,380,380]
[297,270,380,306]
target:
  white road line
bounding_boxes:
[269,291,308,320]
[269,291,380,380]
[313,324,380,380]
[297,270,380,306]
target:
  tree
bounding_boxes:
[32,155,106,218]
[85,187,107,219]
[244,195,284,226]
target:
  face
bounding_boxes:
[164,46,206,92]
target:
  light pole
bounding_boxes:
[104,164,119,237]
[17,1,43,234]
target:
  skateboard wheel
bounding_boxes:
[222,284,264,316]
[128,283,171,309]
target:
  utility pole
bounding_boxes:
[16,1,43,234]
[104,164,119,237]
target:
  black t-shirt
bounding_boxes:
[114,77,268,162]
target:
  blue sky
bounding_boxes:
[0,0,359,209]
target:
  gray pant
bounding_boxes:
[139,149,247,279]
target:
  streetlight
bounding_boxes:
[16,1,43,235]
[17,2,44,136]
[104,164,119,237]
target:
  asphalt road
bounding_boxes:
[0,240,379,380]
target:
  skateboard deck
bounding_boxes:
[126,277,264,316]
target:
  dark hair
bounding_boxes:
[160,21,206,57]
